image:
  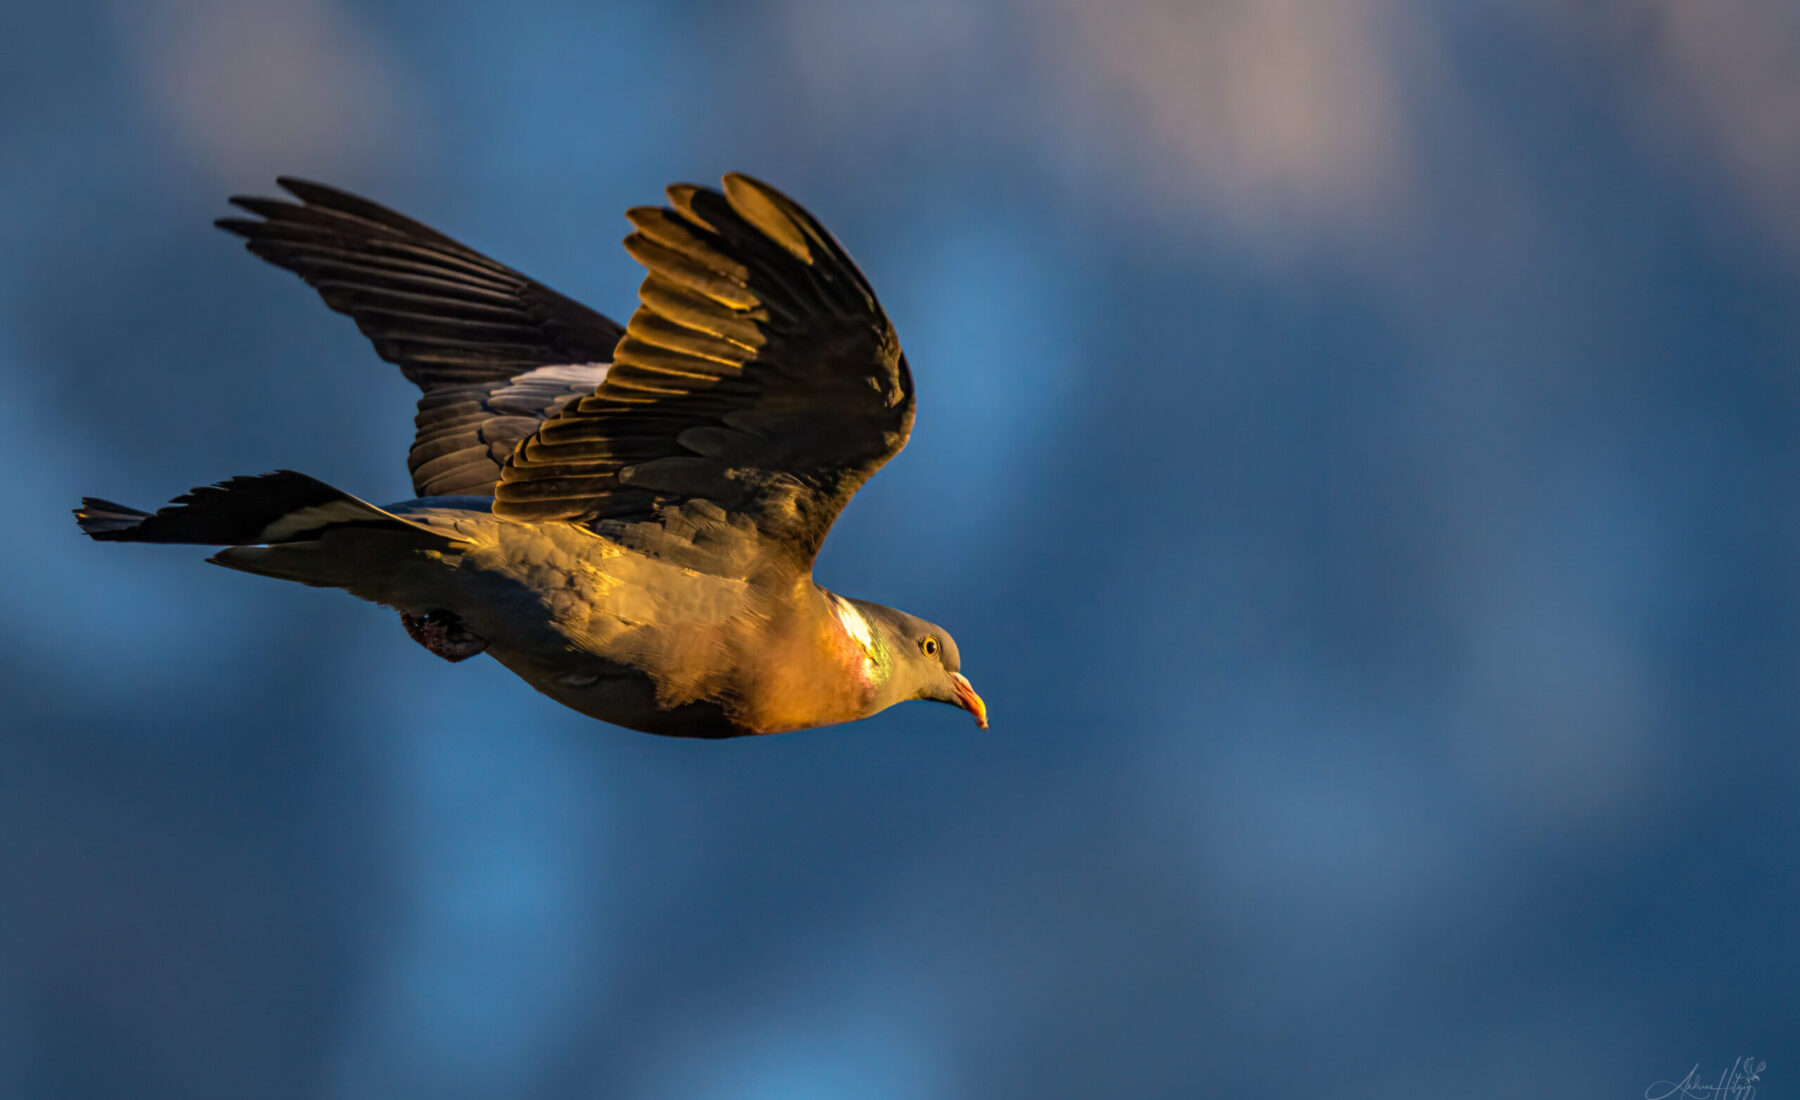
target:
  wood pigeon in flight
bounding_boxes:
[76,175,987,738]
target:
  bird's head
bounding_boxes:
[831,597,987,729]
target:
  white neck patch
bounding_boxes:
[829,595,883,678]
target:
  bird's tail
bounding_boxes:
[75,470,449,547]
[76,470,466,600]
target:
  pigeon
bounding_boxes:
[75,175,987,738]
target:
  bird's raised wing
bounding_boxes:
[217,179,626,497]
[494,174,913,567]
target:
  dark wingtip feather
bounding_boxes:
[226,196,298,221]
[277,177,365,207]
[74,497,151,540]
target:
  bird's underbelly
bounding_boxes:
[442,549,744,735]
[485,645,750,737]
[484,625,859,738]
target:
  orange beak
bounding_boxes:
[950,672,988,730]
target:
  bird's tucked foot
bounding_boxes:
[399,609,488,662]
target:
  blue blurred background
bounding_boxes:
[3,1,1797,1097]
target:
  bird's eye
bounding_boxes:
[921,636,940,659]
